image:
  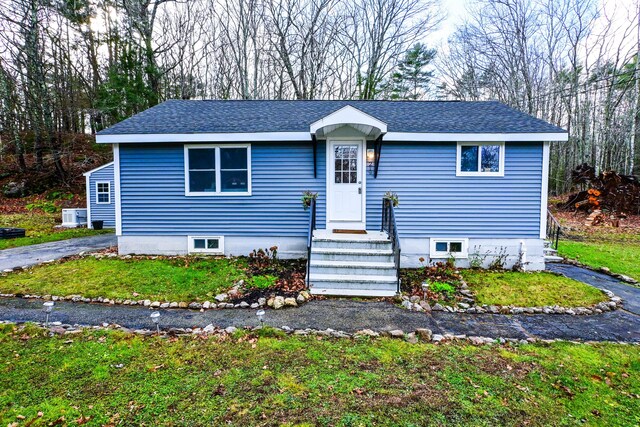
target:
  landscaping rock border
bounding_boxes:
[399,277,623,315]
[0,290,312,311]
[3,320,637,346]
[0,252,312,311]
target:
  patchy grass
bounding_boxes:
[0,213,110,250]
[0,257,249,302]
[559,240,640,282]
[0,324,638,426]
[462,270,607,307]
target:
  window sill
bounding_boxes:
[456,171,504,177]
[430,253,469,259]
[185,192,252,197]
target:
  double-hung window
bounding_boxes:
[456,142,505,177]
[96,182,110,204]
[185,144,251,196]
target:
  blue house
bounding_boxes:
[96,100,567,296]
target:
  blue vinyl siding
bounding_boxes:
[88,164,116,227]
[119,141,542,239]
[366,142,542,238]
[120,142,326,236]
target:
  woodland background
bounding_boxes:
[0,0,639,197]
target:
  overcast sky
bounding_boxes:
[433,0,639,52]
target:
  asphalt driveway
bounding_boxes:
[0,234,117,271]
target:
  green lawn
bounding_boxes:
[0,324,638,426]
[0,257,248,302]
[0,213,111,250]
[462,270,607,307]
[558,240,640,282]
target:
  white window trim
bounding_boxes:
[95,181,111,204]
[429,238,469,259]
[456,142,505,177]
[184,144,252,196]
[188,236,225,254]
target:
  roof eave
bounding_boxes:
[96,131,568,144]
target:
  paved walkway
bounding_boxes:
[0,263,638,342]
[547,263,640,315]
[0,234,117,271]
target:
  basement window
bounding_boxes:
[430,238,469,259]
[188,236,224,254]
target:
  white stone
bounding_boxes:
[202,301,211,309]
[273,296,285,309]
[432,334,444,342]
[214,293,228,302]
[284,297,298,307]
[203,324,215,334]
[225,326,237,334]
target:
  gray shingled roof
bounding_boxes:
[97,99,566,135]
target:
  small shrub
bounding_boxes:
[25,201,58,213]
[488,246,508,270]
[46,191,74,201]
[430,281,455,296]
[250,275,277,289]
[469,245,490,269]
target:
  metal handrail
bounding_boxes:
[546,210,562,250]
[381,198,401,292]
[306,198,317,288]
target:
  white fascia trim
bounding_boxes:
[113,144,122,236]
[82,161,114,176]
[310,105,387,134]
[96,132,311,144]
[540,142,550,239]
[85,174,92,228]
[385,132,568,142]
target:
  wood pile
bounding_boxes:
[563,164,640,217]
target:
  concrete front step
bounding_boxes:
[309,260,396,276]
[309,288,397,297]
[543,247,558,254]
[310,273,398,291]
[545,255,564,263]
[312,238,392,250]
[311,247,394,262]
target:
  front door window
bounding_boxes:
[334,146,358,184]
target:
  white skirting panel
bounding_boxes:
[400,237,545,270]
[118,235,306,258]
[118,234,545,270]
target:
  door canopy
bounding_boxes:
[310,105,387,139]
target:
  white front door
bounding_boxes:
[327,140,365,229]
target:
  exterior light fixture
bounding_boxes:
[256,309,265,327]
[150,311,161,334]
[421,281,430,301]
[43,301,54,327]
[366,148,375,174]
